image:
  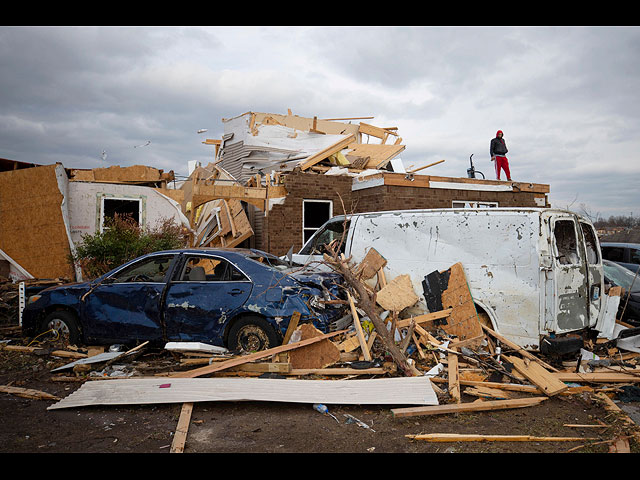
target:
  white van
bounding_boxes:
[291,208,604,352]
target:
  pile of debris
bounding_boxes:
[3,243,640,452]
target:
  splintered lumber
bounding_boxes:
[396,309,452,329]
[391,397,548,418]
[481,324,558,372]
[0,385,60,401]
[406,433,597,443]
[354,248,387,281]
[299,134,356,171]
[347,292,372,361]
[448,347,461,403]
[170,330,346,378]
[504,355,568,396]
[376,274,419,312]
[170,402,193,454]
[422,263,483,345]
[554,372,640,383]
[48,376,438,410]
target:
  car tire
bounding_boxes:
[227,316,280,352]
[42,310,81,346]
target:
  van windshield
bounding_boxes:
[299,219,350,255]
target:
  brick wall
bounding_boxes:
[263,171,548,256]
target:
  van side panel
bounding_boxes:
[348,210,543,349]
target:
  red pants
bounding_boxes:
[494,156,511,180]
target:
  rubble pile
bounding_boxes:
[3,248,640,453]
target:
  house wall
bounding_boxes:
[67,182,190,247]
[263,171,549,256]
[0,164,75,279]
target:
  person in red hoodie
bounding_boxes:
[490,130,512,181]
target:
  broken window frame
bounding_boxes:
[108,254,175,284]
[552,219,581,266]
[302,199,333,246]
[579,222,600,265]
[175,254,250,283]
[99,195,144,233]
[299,217,350,256]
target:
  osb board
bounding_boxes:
[376,274,419,312]
[436,263,484,344]
[70,165,163,182]
[0,165,74,279]
[354,247,387,280]
[288,323,341,370]
[345,144,405,169]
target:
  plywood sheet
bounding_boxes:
[288,323,341,369]
[376,274,419,312]
[422,263,483,344]
[0,164,74,279]
[47,375,438,410]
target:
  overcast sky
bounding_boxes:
[1,26,639,220]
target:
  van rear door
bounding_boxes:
[549,215,590,332]
[579,221,603,327]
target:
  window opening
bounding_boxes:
[554,220,580,265]
[303,200,333,245]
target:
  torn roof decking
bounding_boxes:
[216,112,405,183]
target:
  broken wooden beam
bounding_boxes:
[391,397,548,418]
[170,330,347,378]
[406,433,597,443]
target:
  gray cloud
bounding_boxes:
[0,26,638,217]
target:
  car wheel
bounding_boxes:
[42,310,80,346]
[228,316,280,352]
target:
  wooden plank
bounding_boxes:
[170,402,193,453]
[298,134,356,171]
[0,385,61,401]
[406,433,596,443]
[554,372,640,383]
[448,347,461,403]
[347,292,372,361]
[391,397,548,418]
[505,355,568,396]
[281,311,301,345]
[481,324,558,372]
[396,309,452,329]
[170,330,347,378]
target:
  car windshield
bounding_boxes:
[604,260,640,293]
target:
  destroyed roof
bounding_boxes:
[216,112,405,184]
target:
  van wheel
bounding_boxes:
[228,316,279,353]
[42,310,80,346]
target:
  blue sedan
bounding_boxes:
[21,248,347,352]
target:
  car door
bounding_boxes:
[550,217,590,332]
[163,254,253,345]
[81,254,177,344]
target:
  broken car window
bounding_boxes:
[553,220,580,265]
[110,255,175,283]
[299,219,350,255]
[179,256,247,282]
[580,222,600,265]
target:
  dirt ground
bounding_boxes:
[2,331,640,455]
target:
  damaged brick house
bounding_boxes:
[191,111,550,257]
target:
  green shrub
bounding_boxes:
[70,214,188,279]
